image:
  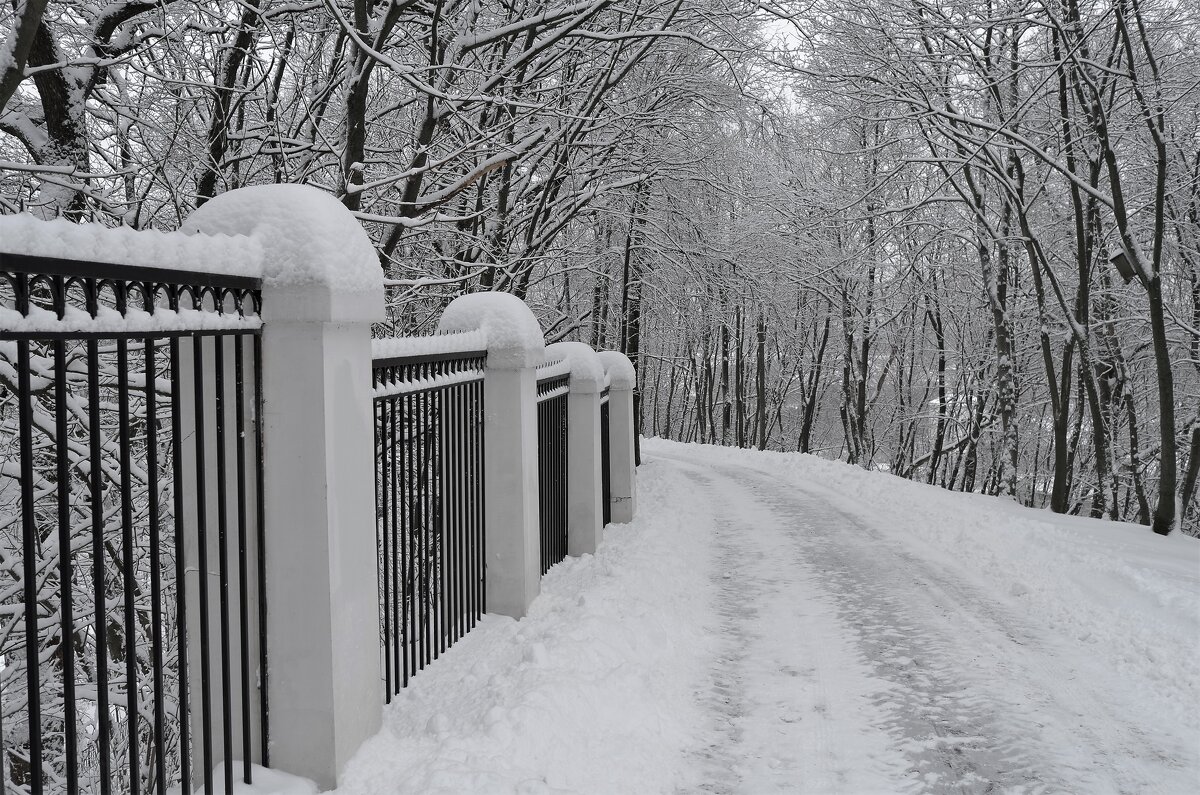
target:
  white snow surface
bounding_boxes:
[285,439,1195,794]
[181,184,380,293]
[534,355,571,381]
[175,763,318,795]
[597,350,635,389]
[0,213,261,278]
[543,341,606,391]
[437,291,545,368]
[371,329,487,360]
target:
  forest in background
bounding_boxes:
[1,0,1197,535]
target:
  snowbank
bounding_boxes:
[331,460,716,794]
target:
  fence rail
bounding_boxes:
[0,252,267,795]
[372,346,486,696]
[536,365,570,574]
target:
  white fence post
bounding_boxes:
[184,185,385,789]
[545,342,606,556]
[438,293,545,618]
[599,351,637,523]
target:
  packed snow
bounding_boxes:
[543,342,606,391]
[181,184,381,293]
[0,213,261,277]
[238,439,1199,794]
[371,329,487,360]
[597,350,635,389]
[437,292,546,367]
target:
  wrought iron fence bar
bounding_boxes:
[16,337,43,795]
[234,337,253,785]
[117,334,142,795]
[601,398,612,527]
[476,377,485,617]
[378,399,391,702]
[145,336,166,795]
[537,384,569,575]
[86,336,113,795]
[169,338,193,795]
[371,349,487,698]
[192,336,215,795]
[253,334,269,768]
[214,337,234,795]
[54,336,80,795]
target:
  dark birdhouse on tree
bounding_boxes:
[1109,251,1137,284]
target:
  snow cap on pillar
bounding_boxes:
[437,291,545,369]
[181,184,384,322]
[598,350,636,389]
[545,341,606,394]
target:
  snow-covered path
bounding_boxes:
[333,441,1200,795]
[663,450,1194,794]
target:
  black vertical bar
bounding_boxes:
[234,337,253,783]
[406,388,416,683]
[437,377,446,656]
[445,380,454,646]
[400,389,410,686]
[145,336,166,795]
[192,335,214,795]
[393,396,403,696]
[169,338,192,795]
[561,394,568,564]
[87,337,112,795]
[54,336,79,795]
[420,388,431,669]
[378,394,391,700]
[472,377,482,619]
[253,332,269,767]
[214,337,233,795]
[455,380,464,643]
[116,334,142,795]
[16,337,44,795]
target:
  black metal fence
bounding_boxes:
[536,369,570,574]
[600,388,611,526]
[0,253,268,795]
[372,349,486,697]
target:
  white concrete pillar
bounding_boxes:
[545,342,606,556]
[438,293,546,619]
[598,351,637,524]
[184,185,385,789]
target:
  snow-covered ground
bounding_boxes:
[270,438,1198,794]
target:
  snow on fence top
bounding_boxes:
[371,329,487,361]
[182,184,381,294]
[598,350,636,389]
[0,214,262,279]
[544,341,606,393]
[437,291,545,368]
[536,356,571,380]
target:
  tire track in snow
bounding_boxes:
[719,463,1067,794]
[670,456,911,794]
[720,459,1198,795]
[676,464,751,795]
[660,450,1081,794]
